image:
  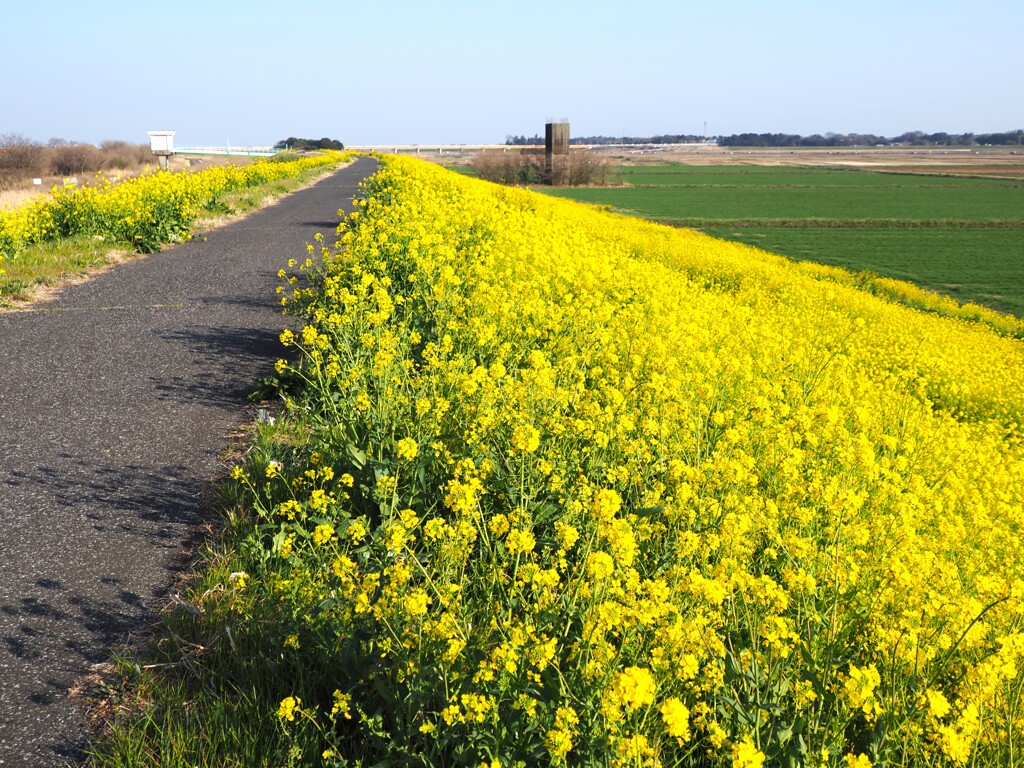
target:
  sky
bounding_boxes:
[2,0,1021,147]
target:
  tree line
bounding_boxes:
[698,130,1022,147]
[505,134,706,146]
[273,137,345,151]
[505,130,1023,147]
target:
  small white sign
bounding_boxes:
[32,178,42,185]
[147,130,175,155]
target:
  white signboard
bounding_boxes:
[147,130,175,155]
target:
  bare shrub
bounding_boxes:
[97,140,149,170]
[50,143,102,176]
[470,148,608,187]
[0,133,46,189]
[99,140,133,170]
[471,149,545,185]
[550,151,610,186]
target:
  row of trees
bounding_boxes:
[504,133,707,146]
[273,137,345,151]
[506,130,1023,148]
[705,130,1021,147]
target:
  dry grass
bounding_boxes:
[587,144,1024,178]
[470,148,610,186]
[0,186,47,210]
[430,144,1024,180]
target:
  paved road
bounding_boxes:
[0,157,377,766]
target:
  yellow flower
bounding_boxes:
[545,705,579,760]
[587,551,616,581]
[732,735,765,768]
[926,688,951,720]
[660,697,691,742]
[229,571,248,590]
[312,523,336,545]
[843,755,873,768]
[554,521,579,550]
[488,513,510,538]
[511,424,540,453]
[278,532,296,559]
[591,488,622,523]
[396,437,419,461]
[331,690,352,719]
[614,666,656,711]
[277,696,301,721]
[423,517,447,541]
[277,499,301,520]
[404,589,432,616]
[346,519,368,543]
[842,664,883,723]
[506,528,536,554]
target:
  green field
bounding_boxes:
[542,165,1024,316]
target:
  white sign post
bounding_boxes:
[147,130,175,170]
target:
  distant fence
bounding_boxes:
[174,146,280,157]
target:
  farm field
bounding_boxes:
[541,165,1024,316]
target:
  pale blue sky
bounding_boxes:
[2,0,1021,147]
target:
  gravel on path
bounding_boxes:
[0,156,378,767]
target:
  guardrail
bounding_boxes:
[174,146,280,157]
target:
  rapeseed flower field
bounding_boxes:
[213,156,1024,766]
[0,152,347,262]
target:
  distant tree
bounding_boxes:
[504,134,543,146]
[274,137,344,151]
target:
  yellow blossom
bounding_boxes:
[277,696,301,721]
[614,666,656,711]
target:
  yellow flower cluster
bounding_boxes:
[0,152,348,261]
[249,155,1024,767]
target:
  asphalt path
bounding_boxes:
[0,156,378,766]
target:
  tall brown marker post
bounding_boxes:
[545,120,569,183]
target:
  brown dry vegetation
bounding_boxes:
[469,148,610,186]
[0,136,153,189]
[585,144,1024,179]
